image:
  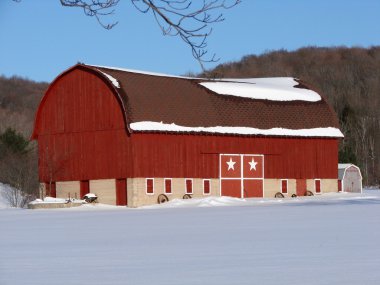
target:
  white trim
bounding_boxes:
[281,179,288,194]
[185,178,193,194]
[164,178,172,195]
[314,179,321,194]
[203,179,211,195]
[145,178,154,195]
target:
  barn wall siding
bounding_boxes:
[89,179,116,205]
[56,181,80,199]
[38,132,338,182]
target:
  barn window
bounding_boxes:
[146,178,154,195]
[203,179,210,195]
[315,179,321,194]
[186,179,193,194]
[165,179,172,194]
[281,179,288,194]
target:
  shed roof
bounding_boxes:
[338,164,362,180]
[45,64,345,138]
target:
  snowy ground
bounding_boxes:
[1,188,380,285]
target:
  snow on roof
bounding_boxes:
[199,78,321,102]
[89,64,192,79]
[97,70,120,88]
[130,121,344,138]
[338,163,355,169]
[91,65,321,102]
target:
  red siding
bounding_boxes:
[34,68,339,184]
[38,132,339,182]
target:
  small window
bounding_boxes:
[165,179,172,194]
[315,179,321,194]
[186,179,193,194]
[281,179,288,194]
[146,178,154,195]
[203,179,210,195]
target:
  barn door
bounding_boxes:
[220,154,264,198]
[296,179,306,196]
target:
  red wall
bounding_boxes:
[34,67,339,183]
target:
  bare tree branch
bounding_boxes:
[58,0,241,70]
[60,0,120,29]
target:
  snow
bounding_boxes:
[29,197,83,204]
[84,193,97,198]
[130,121,344,138]
[199,78,321,102]
[1,190,380,285]
[90,65,320,103]
[98,70,120,88]
[89,64,193,79]
[338,163,355,169]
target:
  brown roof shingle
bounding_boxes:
[88,65,341,137]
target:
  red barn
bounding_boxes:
[32,64,343,207]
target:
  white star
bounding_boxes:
[248,158,258,171]
[226,158,236,171]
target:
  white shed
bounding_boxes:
[338,164,362,193]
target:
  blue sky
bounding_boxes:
[0,0,379,82]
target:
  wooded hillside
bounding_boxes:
[0,46,379,186]
[204,46,380,185]
[0,75,47,136]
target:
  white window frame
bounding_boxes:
[280,179,288,194]
[164,178,172,195]
[203,179,211,195]
[185,178,193,194]
[146,178,154,195]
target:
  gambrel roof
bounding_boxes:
[34,64,344,138]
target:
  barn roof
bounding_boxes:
[40,64,344,138]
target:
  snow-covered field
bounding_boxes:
[1,187,380,285]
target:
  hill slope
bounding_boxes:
[0,75,48,136]
[204,46,380,185]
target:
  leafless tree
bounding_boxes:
[0,150,38,207]
[58,0,241,69]
[41,146,71,197]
